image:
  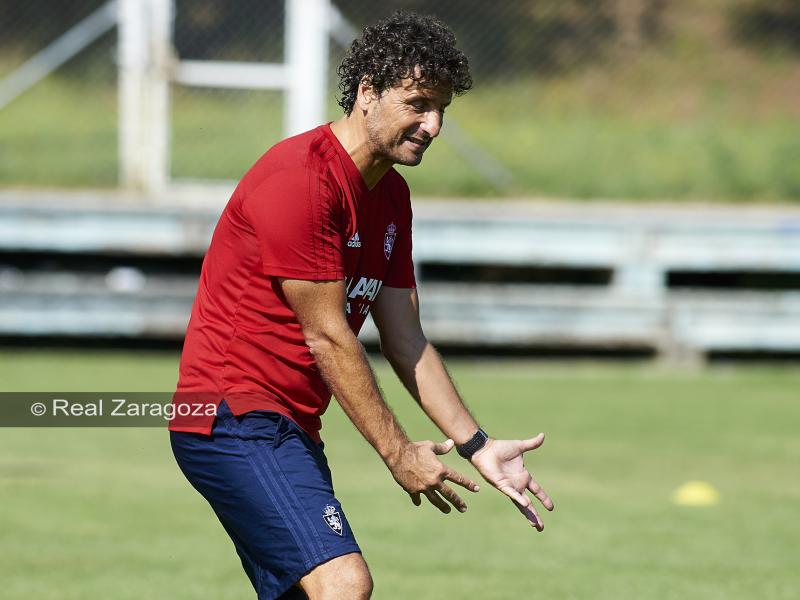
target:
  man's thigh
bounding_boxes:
[171,402,362,600]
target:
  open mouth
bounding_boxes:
[405,137,430,151]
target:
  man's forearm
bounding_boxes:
[310,330,410,465]
[385,339,479,445]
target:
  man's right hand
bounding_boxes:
[387,439,480,513]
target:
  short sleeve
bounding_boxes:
[243,167,345,280]
[383,204,416,289]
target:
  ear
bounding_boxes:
[356,76,377,112]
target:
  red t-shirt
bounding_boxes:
[169,124,415,441]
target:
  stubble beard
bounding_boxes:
[365,112,422,167]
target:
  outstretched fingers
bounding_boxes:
[424,489,451,513]
[436,483,468,512]
[430,468,478,513]
[513,498,544,531]
[500,485,545,531]
[518,434,554,512]
[528,477,554,511]
[519,433,546,453]
[444,468,480,493]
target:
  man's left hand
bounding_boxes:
[469,434,554,531]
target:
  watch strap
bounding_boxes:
[456,428,489,459]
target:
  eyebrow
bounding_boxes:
[407,94,452,108]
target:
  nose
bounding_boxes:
[418,109,443,140]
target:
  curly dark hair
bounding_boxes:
[337,11,472,115]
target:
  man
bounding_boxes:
[170,11,553,600]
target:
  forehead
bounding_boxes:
[390,77,453,104]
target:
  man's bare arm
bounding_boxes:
[278,278,478,513]
[371,286,554,529]
[370,286,479,445]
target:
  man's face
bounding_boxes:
[362,77,452,167]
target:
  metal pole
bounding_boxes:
[118,0,147,188]
[0,0,117,110]
[118,0,173,192]
[285,0,329,136]
[146,0,174,192]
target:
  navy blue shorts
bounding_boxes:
[170,401,361,600]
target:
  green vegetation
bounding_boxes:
[1,65,799,201]
[2,1,799,201]
[1,351,798,599]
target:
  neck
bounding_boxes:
[329,116,392,190]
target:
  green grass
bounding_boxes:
[1,350,799,599]
[2,65,800,200]
[169,87,284,181]
[0,80,118,187]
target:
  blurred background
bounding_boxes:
[1,0,799,360]
[2,0,800,197]
[1,2,799,599]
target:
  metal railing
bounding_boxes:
[2,192,799,362]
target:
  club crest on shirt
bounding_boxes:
[384,222,397,260]
[322,505,343,535]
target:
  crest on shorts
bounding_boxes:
[384,222,397,260]
[322,505,343,536]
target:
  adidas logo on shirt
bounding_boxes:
[347,232,362,248]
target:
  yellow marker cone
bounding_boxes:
[672,481,720,506]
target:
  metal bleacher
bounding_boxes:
[2,190,800,361]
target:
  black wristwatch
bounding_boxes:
[456,428,489,459]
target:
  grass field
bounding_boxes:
[2,68,799,200]
[1,350,798,599]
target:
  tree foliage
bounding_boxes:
[730,0,800,53]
